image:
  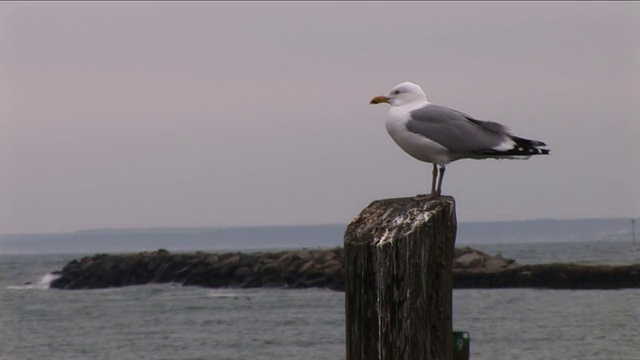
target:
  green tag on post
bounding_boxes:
[453,331,470,360]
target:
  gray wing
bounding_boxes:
[406,104,512,153]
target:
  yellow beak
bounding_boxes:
[369,95,390,105]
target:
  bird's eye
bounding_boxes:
[392,90,401,95]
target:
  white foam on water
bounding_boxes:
[38,273,61,288]
[6,272,61,290]
[207,293,244,298]
[205,289,262,299]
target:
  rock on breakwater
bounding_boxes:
[454,263,640,289]
[51,248,346,290]
[49,247,640,290]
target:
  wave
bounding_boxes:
[6,272,61,290]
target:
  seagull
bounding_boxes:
[370,81,549,199]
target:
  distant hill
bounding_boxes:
[457,218,634,244]
[0,225,347,255]
[0,218,635,254]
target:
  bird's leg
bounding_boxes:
[430,163,438,196]
[436,164,446,195]
[414,164,440,200]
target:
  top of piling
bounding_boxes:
[345,196,455,246]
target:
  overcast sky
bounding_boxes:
[1,2,639,234]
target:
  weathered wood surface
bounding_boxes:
[344,196,457,360]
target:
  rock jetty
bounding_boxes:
[454,263,640,289]
[51,248,346,290]
[49,247,640,290]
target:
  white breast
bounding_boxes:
[385,106,453,165]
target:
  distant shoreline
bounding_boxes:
[2,217,636,255]
[3,216,636,237]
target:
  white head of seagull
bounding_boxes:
[370,81,427,107]
[370,81,550,200]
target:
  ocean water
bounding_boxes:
[1,241,640,359]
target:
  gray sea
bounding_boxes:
[1,240,640,359]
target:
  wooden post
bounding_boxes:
[344,196,457,360]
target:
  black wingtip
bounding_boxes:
[479,146,550,157]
